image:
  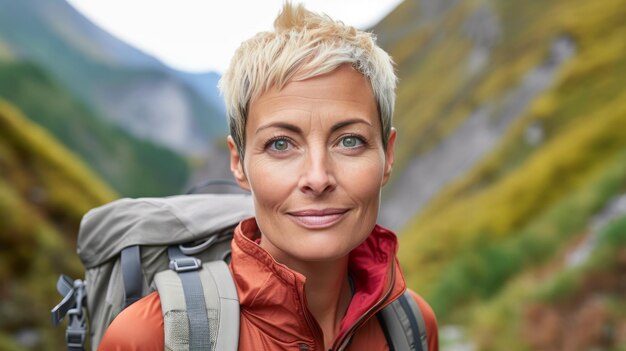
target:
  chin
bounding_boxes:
[256,212,377,265]
[286,232,367,263]
[292,246,352,262]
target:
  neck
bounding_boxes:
[304,258,352,346]
[262,244,352,349]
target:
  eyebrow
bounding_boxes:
[255,122,302,135]
[255,118,372,135]
[330,118,372,132]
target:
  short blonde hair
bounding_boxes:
[219,2,397,156]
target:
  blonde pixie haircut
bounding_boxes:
[219,2,397,157]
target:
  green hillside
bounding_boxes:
[0,0,195,198]
[0,0,227,155]
[374,0,626,348]
[1,0,624,349]
[0,60,189,197]
[0,37,13,61]
[0,99,116,350]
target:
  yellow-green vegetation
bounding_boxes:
[0,61,191,197]
[430,148,626,318]
[468,209,626,351]
[401,90,626,292]
[375,0,625,173]
[0,99,115,216]
[0,38,14,61]
[373,0,626,347]
[0,99,116,350]
[534,213,626,307]
[375,1,480,171]
[531,214,626,305]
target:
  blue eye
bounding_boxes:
[340,136,363,148]
[269,138,290,151]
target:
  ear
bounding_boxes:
[382,128,397,186]
[227,135,250,191]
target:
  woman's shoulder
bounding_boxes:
[97,291,164,350]
[406,289,439,351]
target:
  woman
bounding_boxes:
[99,3,438,350]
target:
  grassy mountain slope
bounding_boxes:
[0,0,227,155]
[0,98,116,350]
[0,60,189,197]
[374,0,626,348]
[470,206,626,350]
[0,37,13,61]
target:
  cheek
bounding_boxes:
[336,153,385,202]
[245,157,299,210]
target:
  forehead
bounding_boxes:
[247,65,379,129]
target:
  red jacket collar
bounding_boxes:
[229,217,407,347]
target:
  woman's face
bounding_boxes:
[228,64,396,264]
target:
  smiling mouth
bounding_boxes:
[287,208,349,229]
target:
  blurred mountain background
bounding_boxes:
[1,0,625,350]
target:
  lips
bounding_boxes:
[287,208,349,229]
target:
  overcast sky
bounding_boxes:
[65,0,403,74]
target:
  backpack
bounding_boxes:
[51,192,429,351]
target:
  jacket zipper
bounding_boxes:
[331,258,397,351]
[300,258,399,351]
[301,287,326,350]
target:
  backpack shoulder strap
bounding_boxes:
[154,250,239,351]
[120,245,143,308]
[378,290,429,351]
[203,260,240,350]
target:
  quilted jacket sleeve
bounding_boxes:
[97,291,164,351]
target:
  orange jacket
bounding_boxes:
[99,218,439,350]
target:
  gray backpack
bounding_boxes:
[51,193,429,351]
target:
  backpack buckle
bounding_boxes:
[66,328,86,348]
[169,257,202,272]
[66,280,86,349]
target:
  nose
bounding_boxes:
[298,146,337,196]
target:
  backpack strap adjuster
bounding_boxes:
[52,276,87,350]
[66,327,86,349]
[169,256,202,272]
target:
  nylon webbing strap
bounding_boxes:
[377,313,396,351]
[379,291,428,351]
[407,292,428,351]
[204,261,240,351]
[380,295,413,350]
[120,245,143,308]
[398,291,427,351]
[168,246,210,351]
